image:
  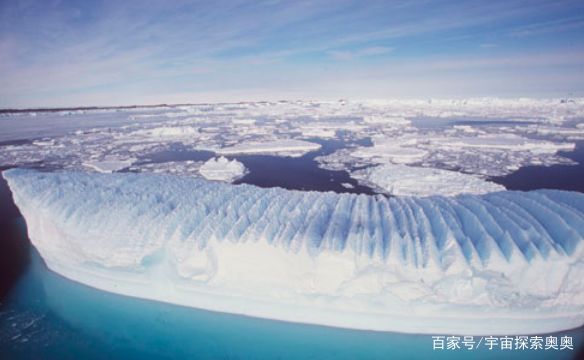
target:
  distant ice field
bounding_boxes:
[1,98,583,196]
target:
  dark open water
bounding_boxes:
[492,141,584,193]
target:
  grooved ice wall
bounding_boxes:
[4,169,584,334]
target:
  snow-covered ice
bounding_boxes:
[354,164,505,196]
[5,169,583,335]
[131,126,199,138]
[317,130,577,177]
[199,157,247,182]
[425,133,575,153]
[83,157,137,173]
[351,136,429,165]
[128,158,246,182]
[129,160,205,177]
[0,98,581,182]
[216,139,321,157]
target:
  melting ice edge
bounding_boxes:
[4,168,584,335]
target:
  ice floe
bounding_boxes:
[132,126,199,138]
[199,157,247,182]
[216,139,321,157]
[129,160,205,177]
[82,157,137,173]
[354,164,505,196]
[351,135,429,164]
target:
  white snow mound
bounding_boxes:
[199,156,247,182]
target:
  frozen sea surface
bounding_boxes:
[1,98,582,196]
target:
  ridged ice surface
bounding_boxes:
[4,168,584,335]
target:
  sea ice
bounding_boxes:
[216,139,321,157]
[318,130,577,177]
[299,126,337,138]
[129,160,205,177]
[83,157,137,173]
[352,142,428,164]
[0,98,581,179]
[133,126,199,138]
[199,157,247,182]
[5,169,583,335]
[425,133,575,153]
[354,164,505,196]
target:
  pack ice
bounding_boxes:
[4,169,584,335]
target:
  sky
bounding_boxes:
[1,0,583,108]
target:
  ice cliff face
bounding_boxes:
[4,168,584,335]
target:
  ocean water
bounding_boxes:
[233,137,376,194]
[492,140,584,193]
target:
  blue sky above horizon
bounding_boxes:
[1,0,583,108]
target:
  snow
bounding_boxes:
[299,127,337,138]
[232,119,256,125]
[140,126,199,138]
[127,158,246,182]
[199,157,247,182]
[5,168,584,335]
[426,133,575,153]
[363,116,410,126]
[83,157,136,173]
[129,160,204,177]
[354,164,505,196]
[217,139,321,157]
[353,143,428,164]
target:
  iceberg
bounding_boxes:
[199,156,247,182]
[4,169,584,335]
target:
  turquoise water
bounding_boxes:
[0,223,582,359]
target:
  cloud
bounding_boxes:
[413,50,584,71]
[509,17,584,38]
[328,46,394,61]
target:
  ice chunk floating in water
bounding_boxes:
[4,169,584,335]
[199,156,247,182]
